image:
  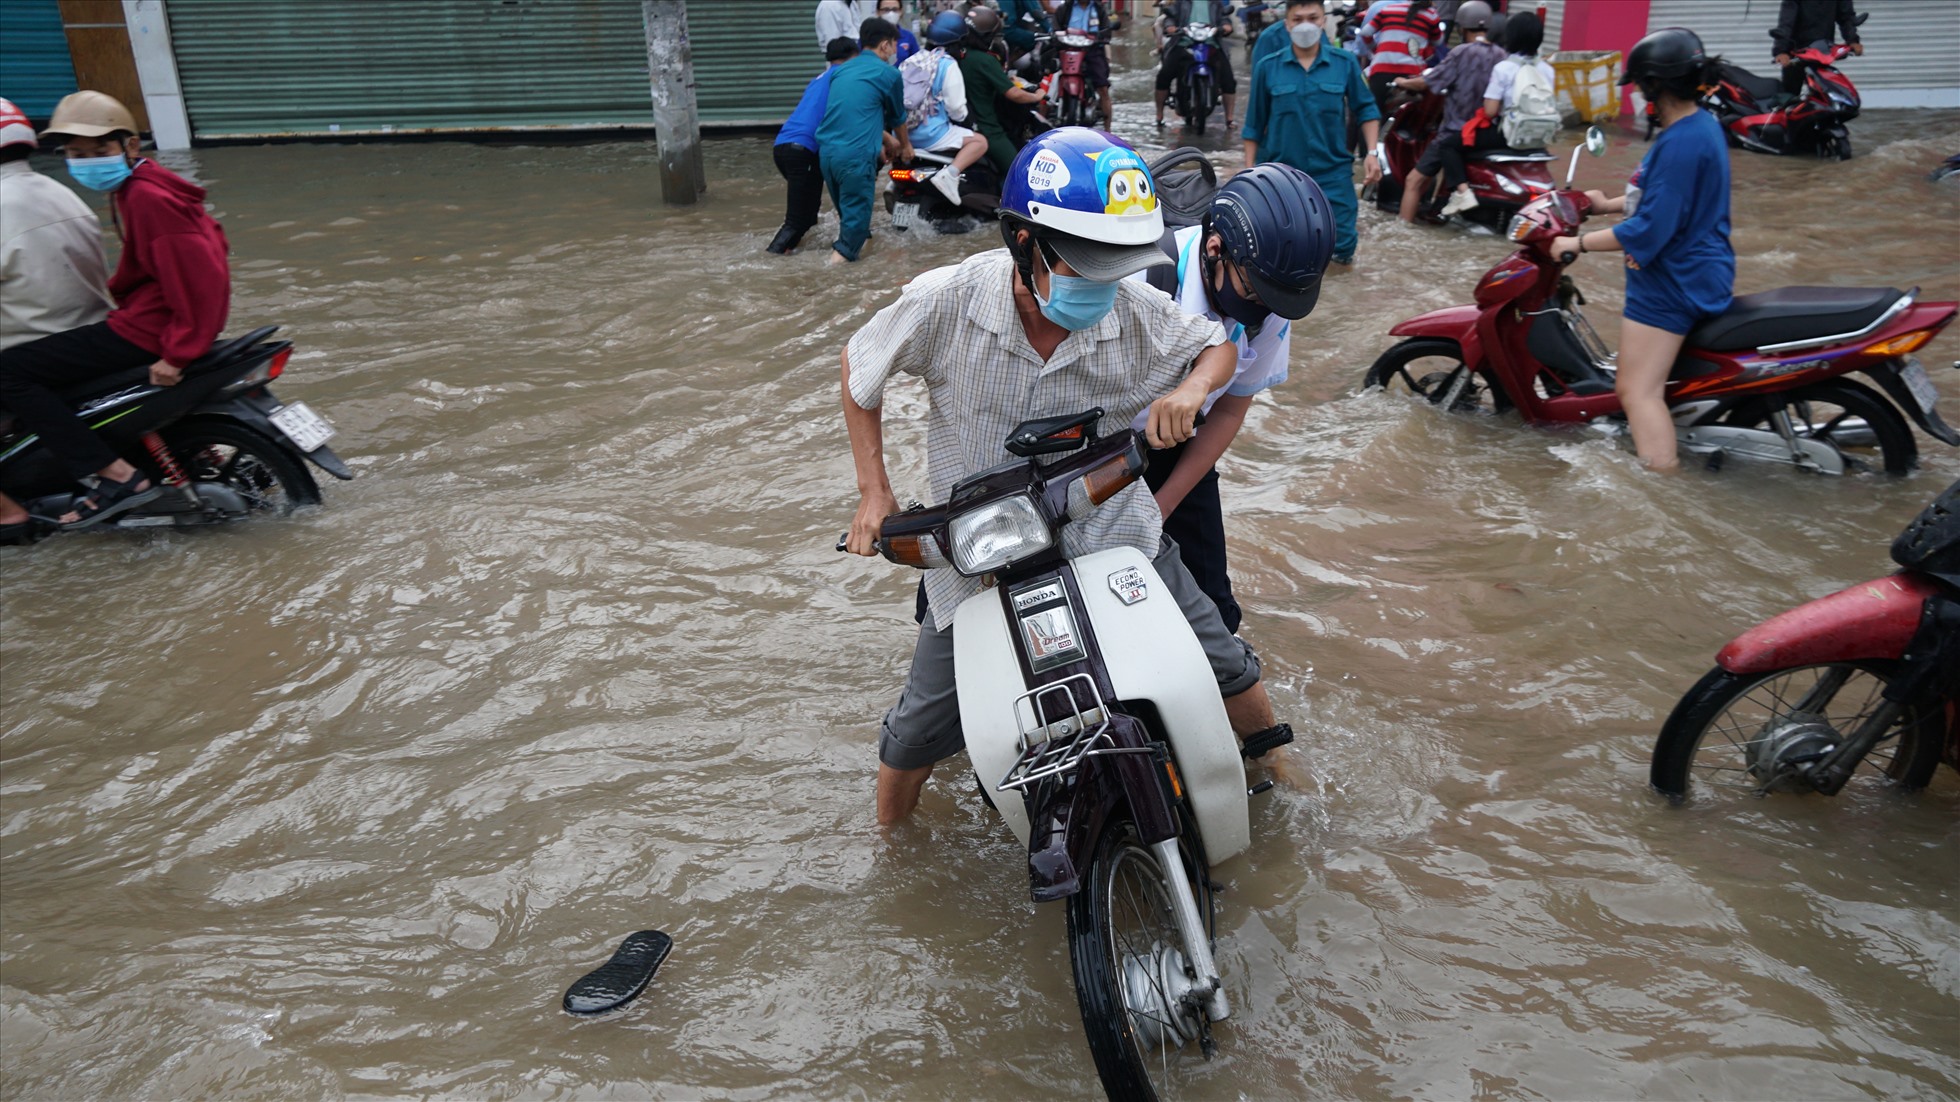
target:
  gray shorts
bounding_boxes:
[878,537,1261,770]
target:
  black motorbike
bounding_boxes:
[0,325,352,538]
[884,149,1002,235]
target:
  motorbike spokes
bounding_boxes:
[1651,663,1943,801]
[1364,339,1498,414]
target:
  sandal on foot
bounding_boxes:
[60,472,163,530]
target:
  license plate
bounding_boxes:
[269,401,335,452]
[891,201,919,230]
[1898,359,1940,414]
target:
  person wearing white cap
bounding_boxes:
[0,97,115,541]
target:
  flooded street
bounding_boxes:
[3,29,1959,1100]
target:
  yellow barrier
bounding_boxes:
[1551,50,1623,123]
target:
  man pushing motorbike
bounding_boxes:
[0,91,229,529]
[840,128,1301,826]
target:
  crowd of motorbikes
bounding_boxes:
[9,9,1954,1102]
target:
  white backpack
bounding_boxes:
[1503,61,1560,149]
[900,49,950,131]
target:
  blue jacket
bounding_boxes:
[775,66,840,151]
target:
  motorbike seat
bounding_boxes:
[1686,287,1904,352]
[53,326,281,404]
[1718,62,1782,108]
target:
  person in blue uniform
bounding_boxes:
[768,37,861,255]
[1240,0,1380,266]
[817,17,911,263]
[1553,28,1734,472]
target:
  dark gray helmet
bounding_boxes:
[1455,1,1492,32]
[1208,164,1335,320]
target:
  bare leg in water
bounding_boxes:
[1616,318,1687,471]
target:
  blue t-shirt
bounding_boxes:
[1614,108,1735,324]
[775,66,839,151]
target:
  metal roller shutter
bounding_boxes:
[686,15,825,126]
[167,0,654,139]
[1,0,81,119]
[1646,0,1960,108]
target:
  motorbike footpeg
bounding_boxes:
[1240,723,1294,760]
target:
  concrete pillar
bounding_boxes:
[642,0,705,205]
[121,0,191,150]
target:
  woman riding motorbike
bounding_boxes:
[1551,27,1735,472]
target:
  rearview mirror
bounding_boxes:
[1585,126,1607,156]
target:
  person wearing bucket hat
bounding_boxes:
[841,127,1296,825]
[0,97,119,541]
[1128,162,1334,633]
[1551,27,1733,472]
[0,89,232,528]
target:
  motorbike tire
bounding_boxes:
[161,419,320,515]
[1189,74,1212,133]
[1651,662,1944,801]
[1067,811,1215,1102]
[1833,134,1854,161]
[1363,337,1509,413]
[1059,94,1082,128]
[1721,377,1916,475]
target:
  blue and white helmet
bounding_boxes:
[999,127,1171,281]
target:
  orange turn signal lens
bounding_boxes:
[1081,454,1137,507]
[884,532,948,569]
[1862,330,1935,357]
[888,169,915,182]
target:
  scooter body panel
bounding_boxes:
[956,545,1250,862]
[1716,571,1941,674]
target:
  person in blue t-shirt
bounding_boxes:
[874,0,922,62]
[817,17,911,263]
[1553,28,1734,472]
[768,37,861,255]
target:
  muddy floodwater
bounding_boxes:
[3,32,1959,1101]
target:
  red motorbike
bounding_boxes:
[1040,28,1109,128]
[1364,129,1960,475]
[1650,480,1960,803]
[1374,90,1555,225]
[1704,36,1864,161]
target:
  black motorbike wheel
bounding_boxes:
[1067,813,1215,1102]
[161,419,319,515]
[1059,94,1082,128]
[1363,337,1507,413]
[1188,74,1212,133]
[1651,662,1943,802]
[1722,377,1916,474]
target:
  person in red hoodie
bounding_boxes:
[0,91,229,529]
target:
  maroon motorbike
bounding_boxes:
[1364,129,1960,475]
[1651,480,1960,803]
[1373,89,1555,226]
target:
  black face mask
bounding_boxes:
[1203,249,1271,332]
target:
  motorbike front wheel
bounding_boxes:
[1068,814,1215,1102]
[1651,662,1944,802]
[1363,337,1507,413]
[1058,94,1082,128]
[1721,377,1916,474]
[161,419,320,516]
[1187,74,1212,133]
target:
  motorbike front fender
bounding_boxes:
[1389,304,1484,365]
[1717,571,1942,674]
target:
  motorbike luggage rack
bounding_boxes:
[999,673,1112,792]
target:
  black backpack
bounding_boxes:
[1141,147,1219,296]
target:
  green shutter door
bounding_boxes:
[168,0,654,139]
[684,13,825,127]
[1,0,81,119]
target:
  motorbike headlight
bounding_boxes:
[949,495,1052,575]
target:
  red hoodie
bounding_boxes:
[105,160,230,368]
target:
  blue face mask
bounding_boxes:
[1034,249,1119,331]
[66,153,133,191]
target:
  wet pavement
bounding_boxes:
[2,26,1959,1101]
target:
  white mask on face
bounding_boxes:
[1290,22,1321,49]
[881,10,900,22]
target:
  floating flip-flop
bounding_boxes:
[562,930,672,1015]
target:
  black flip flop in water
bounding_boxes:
[562,930,672,1015]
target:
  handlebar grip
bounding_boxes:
[836,532,850,553]
[1558,251,1578,265]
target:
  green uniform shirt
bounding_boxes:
[1241,42,1378,176]
[816,52,906,162]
